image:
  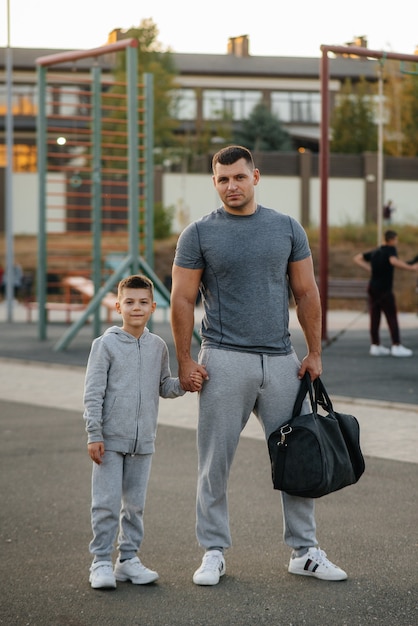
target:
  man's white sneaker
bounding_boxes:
[288,547,347,581]
[89,561,116,589]
[391,344,413,357]
[114,556,159,584]
[193,550,226,585]
[369,344,390,356]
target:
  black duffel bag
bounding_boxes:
[267,373,365,498]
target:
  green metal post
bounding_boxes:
[91,65,102,338]
[36,64,47,340]
[127,45,139,274]
[144,73,154,270]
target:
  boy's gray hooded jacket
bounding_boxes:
[83,326,184,454]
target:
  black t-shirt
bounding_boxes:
[363,245,397,292]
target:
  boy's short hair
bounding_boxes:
[117,274,154,300]
[384,229,397,242]
[212,145,255,173]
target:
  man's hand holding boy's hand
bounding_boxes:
[88,441,105,465]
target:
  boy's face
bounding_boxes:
[115,287,156,336]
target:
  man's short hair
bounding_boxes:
[117,274,154,300]
[384,229,398,242]
[212,145,255,173]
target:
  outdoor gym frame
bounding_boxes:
[319,44,418,340]
[35,39,166,351]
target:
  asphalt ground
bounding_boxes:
[0,303,417,625]
[0,304,417,405]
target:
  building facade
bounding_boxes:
[2,34,418,235]
[0,33,380,174]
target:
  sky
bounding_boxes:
[1,0,417,58]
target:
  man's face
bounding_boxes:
[212,158,260,215]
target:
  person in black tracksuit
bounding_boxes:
[354,230,418,357]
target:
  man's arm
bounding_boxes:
[389,256,418,272]
[288,256,322,381]
[353,253,371,273]
[171,264,208,391]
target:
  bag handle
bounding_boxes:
[292,374,336,418]
[313,377,334,413]
[292,372,316,417]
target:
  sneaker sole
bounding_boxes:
[288,567,347,581]
[89,578,117,589]
[114,573,159,584]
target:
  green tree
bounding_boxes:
[102,18,180,171]
[399,72,418,156]
[233,103,292,151]
[382,60,404,156]
[382,60,418,157]
[330,78,377,153]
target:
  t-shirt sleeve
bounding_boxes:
[173,223,205,269]
[288,217,311,262]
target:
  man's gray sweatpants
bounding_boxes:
[197,347,318,551]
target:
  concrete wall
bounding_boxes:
[8,170,418,236]
[11,172,66,235]
[164,172,414,232]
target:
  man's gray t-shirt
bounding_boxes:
[173,205,311,354]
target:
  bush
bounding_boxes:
[153,202,175,240]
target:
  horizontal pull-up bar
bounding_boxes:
[36,38,138,67]
[320,44,418,64]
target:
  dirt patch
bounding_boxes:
[1,233,417,312]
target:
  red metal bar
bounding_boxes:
[320,44,418,63]
[319,48,330,341]
[36,38,138,67]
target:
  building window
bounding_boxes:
[271,91,321,123]
[0,144,37,172]
[0,85,37,116]
[202,89,262,121]
[170,89,197,120]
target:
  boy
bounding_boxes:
[84,274,202,589]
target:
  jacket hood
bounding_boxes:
[102,325,151,343]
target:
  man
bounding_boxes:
[354,230,418,357]
[383,200,395,225]
[170,145,347,586]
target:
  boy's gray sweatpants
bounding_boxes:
[90,451,153,561]
[197,347,318,551]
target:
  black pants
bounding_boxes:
[368,288,400,345]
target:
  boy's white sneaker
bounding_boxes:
[89,561,116,589]
[114,556,159,584]
[193,550,226,585]
[288,547,347,581]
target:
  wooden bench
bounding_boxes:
[25,276,118,323]
[25,301,86,323]
[62,276,117,322]
[316,278,368,300]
